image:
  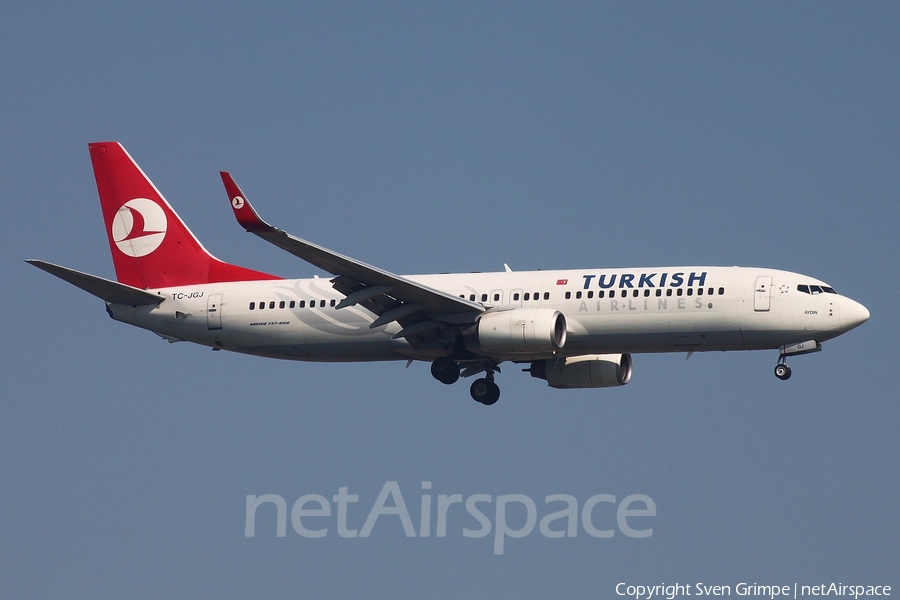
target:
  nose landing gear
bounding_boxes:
[774,358,792,380]
[773,340,822,380]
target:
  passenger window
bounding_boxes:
[708,287,714,296]
[494,293,500,302]
[543,292,549,300]
[599,291,605,298]
[524,293,530,301]
[533,292,539,300]
[697,288,703,296]
[609,290,615,298]
[666,289,673,297]
[587,291,593,299]
[269,301,276,309]
[565,291,571,299]
[469,294,476,301]
[481,294,488,302]
[290,301,295,308]
[655,289,661,297]
[576,291,582,299]
[687,288,693,296]
[676,289,683,297]
[249,302,255,310]
[633,290,639,298]
[644,289,650,297]
[279,301,286,308]
[718,288,725,295]
[330,299,336,307]
[300,300,306,308]
[513,293,520,301]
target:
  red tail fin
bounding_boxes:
[89,142,280,288]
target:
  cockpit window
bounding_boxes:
[798,284,838,295]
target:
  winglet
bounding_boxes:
[220,172,272,233]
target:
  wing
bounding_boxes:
[26,260,164,306]
[220,173,484,343]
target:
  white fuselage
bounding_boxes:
[108,266,869,363]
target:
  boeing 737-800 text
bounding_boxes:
[28,142,869,405]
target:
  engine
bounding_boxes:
[471,308,567,358]
[528,354,633,389]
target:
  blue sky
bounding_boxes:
[2,2,897,597]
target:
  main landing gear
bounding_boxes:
[430,358,501,405]
[469,371,500,406]
[774,357,792,381]
[430,357,460,385]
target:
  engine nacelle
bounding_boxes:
[528,354,633,389]
[473,308,567,358]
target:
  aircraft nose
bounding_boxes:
[841,299,870,331]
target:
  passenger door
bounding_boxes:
[207,293,223,330]
[753,276,772,312]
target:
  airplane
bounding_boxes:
[27,142,870,405]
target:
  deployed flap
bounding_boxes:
[26,260,164,306]
[220,172,483,325]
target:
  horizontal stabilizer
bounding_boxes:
[26,260,164,306]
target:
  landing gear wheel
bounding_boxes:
[470,378,500,405]
[774,364,792,380]
[431,357,460,385]
[470,378,490,403]
[482,382,500,405]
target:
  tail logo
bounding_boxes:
[231,196,245,209]
[111,198,167,257]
